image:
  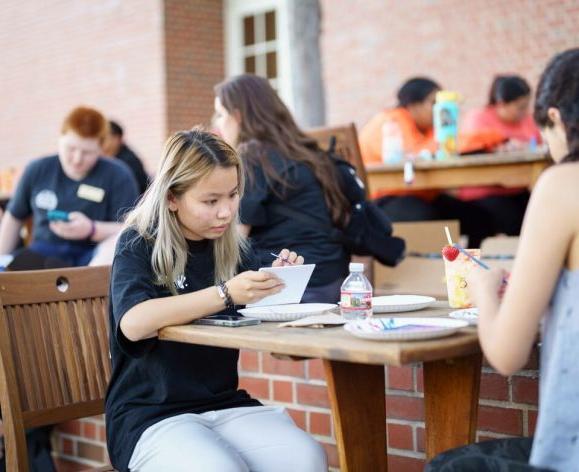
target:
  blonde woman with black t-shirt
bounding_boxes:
[105,129,326,472]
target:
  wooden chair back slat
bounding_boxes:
[306,122,369,191]
[0,266,111,471]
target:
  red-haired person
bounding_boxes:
[0,106,138,267]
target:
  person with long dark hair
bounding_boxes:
[213,74,351,303]
[427,48,579,471]
[458,75,542,238]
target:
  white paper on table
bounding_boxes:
[246,264,316,307]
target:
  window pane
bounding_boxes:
[244,55,256,74]
[265,11,276,41]
[266,51,277,78]
[243,16,254,46]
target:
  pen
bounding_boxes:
[270,252,295,265]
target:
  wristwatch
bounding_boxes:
[216,282,234,309]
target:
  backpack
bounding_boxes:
[270,140,406,267]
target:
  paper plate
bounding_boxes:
[372,295,436,314]
[239,303,337,322]
[344,317,468,341]
[449,308,479,325]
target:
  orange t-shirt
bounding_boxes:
[359,108,438,200]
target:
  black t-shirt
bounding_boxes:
[240,147,349,287]
[7,155,139,248]
[105,229,261,472]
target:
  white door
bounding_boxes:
[225,0,294,112]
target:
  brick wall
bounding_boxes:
[164,0,224,134]
[52,348,539,471]
[0,0,167,174]
[320,0,579,129]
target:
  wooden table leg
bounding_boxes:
[423,353,482,460]
[323,360,387,472]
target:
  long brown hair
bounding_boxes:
[214,74,350,227]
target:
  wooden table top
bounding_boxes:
[159,302,480,367]
[366,150,548,173]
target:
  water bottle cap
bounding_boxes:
[349,262,364,272]
[436,90,460,102]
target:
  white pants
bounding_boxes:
[128,406,328,472]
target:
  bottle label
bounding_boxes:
[340,290,372,310]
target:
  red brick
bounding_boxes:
[286,408,307,430]
[310,411,332,437]
[387,366,414,391]
[262,354,306,378]
[387,422,413,450]
[321,441,340,469]
[239,351,260,373]
[57,421,82,436]
[77,441,104,462]
[478,406,522,435]
[62,438,74,456]
[387,454,425,472]
[98,425,106,442]
[307,359,326,380]
[416,367,424,393]
[386,395,424,421]
[480,372,509,401]
[82,422,96,440]
[528,409,539,435]
[512,376,539,404]
[297,383,330,408]
[416,426,425,452]
[53,458,86,471]
[272,380,293,403]
[239,377,270,400]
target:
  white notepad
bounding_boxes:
[246,264,316,307]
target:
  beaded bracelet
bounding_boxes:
[217,282,234,309]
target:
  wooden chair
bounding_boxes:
[374,220,460,298]
[0,266,115,471]
[306,122,369,192]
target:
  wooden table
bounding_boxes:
[367,151,549,194]
[159,303,481,471]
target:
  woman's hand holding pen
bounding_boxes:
[271,248,304,267]
[226,271,285,305]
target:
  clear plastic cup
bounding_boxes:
[443,249,481,308]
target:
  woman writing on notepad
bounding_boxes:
[428,48,579,471]
[213,74,351,303]
[105,129,326,471]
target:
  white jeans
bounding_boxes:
[128,406,327,472]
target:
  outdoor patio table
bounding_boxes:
[366,150,549,195]
[159,302,481,471]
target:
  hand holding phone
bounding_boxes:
[47,210,70,222]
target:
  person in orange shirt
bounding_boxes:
[460,75,541,237]
[359,77,441,221]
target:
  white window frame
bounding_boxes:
[224,0,294,112]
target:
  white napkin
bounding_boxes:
[278,313,346,328]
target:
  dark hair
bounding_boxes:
[534,48,579,163]
[109,120,123,137]
[397,77,441,108]
[215,74,350,227]
[488,75,531,105]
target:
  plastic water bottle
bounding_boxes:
[340,263,373,320]
[381,119,404,164]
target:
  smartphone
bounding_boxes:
[194,314,261,327]
[47,210,70,222]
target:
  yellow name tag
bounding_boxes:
[77,184,105,203]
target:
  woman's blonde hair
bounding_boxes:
[125,128,247,294]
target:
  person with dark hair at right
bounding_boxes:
[103,120,150,195]
[427,48,579,471]
[458,75,542,238]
